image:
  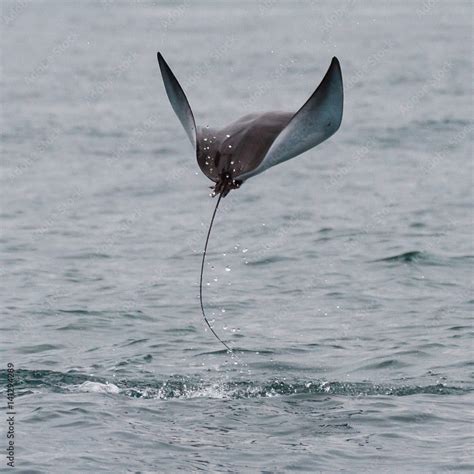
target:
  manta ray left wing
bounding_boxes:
[237,57,343,181]
[157,52,197,149]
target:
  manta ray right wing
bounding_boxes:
[157,52,197,149]
[237,57,343,181]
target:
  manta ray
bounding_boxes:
[157,52,343,352]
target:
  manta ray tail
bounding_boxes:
[199,192,233,353]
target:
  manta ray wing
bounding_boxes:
[157,52,197,149]
[236,57,343,181]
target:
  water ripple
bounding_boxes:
[1,370,470,400]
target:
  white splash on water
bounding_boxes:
[76,381,120,394]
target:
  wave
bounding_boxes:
[0,369,470,400]
[374,250,434,264]
[373,250,472,266]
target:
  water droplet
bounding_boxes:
[225,267,231,272]
[230,161,234,165]
[221,308,226,313]
[203,138,208,141]
[242,248,248,253]
[205,161,209,165]
[226,134,230,138]
[228,145,232,149]
[213,277,218,282]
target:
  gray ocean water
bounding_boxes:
[1,1,473,472]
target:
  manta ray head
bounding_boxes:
[196,125,255,197]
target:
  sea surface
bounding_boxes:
[1,1,473,472]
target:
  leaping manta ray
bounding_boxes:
[157,52,343,353]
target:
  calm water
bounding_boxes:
[1,1,473,472]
